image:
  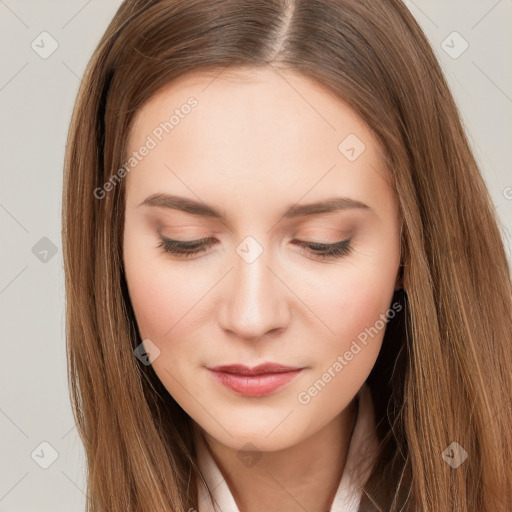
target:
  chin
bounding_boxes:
[202,422,307,453]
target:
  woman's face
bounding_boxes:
[122,67,402,452]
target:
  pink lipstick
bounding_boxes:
[206,363,304,397]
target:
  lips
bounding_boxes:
[206,363,304,397]
[208,363,302,375]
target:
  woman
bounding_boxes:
[62,1,512,511]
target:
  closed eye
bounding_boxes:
[157,235,353,260]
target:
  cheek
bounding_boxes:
[126,268,199,344]
[293,277,392,419]
[123,232,189,341]
[300,258,398,387]
[307,263,396,341]
[123,234,217,376]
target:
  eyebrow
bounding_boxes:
[139,193,375,219]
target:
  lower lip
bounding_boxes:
[208,369,303,397]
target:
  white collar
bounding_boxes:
[195,383,378,511]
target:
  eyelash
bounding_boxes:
[157,236,353,260]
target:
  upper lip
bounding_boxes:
[207,363,303,375]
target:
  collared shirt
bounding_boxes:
[195,382,378,512]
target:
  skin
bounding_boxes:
[122,66,402,512]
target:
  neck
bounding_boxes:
[196,398,358,512]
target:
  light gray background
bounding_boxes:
[1,1,511,511]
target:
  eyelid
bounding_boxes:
[159,235,215,248]
[159,233,348,246]
[157,234,353,261]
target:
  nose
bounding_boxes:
[218,243,291,341]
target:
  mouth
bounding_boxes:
[206,363,305,397]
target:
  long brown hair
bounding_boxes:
[62,1,512,510]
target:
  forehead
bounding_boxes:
[125,67,395,218]
[129,66,375,151]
